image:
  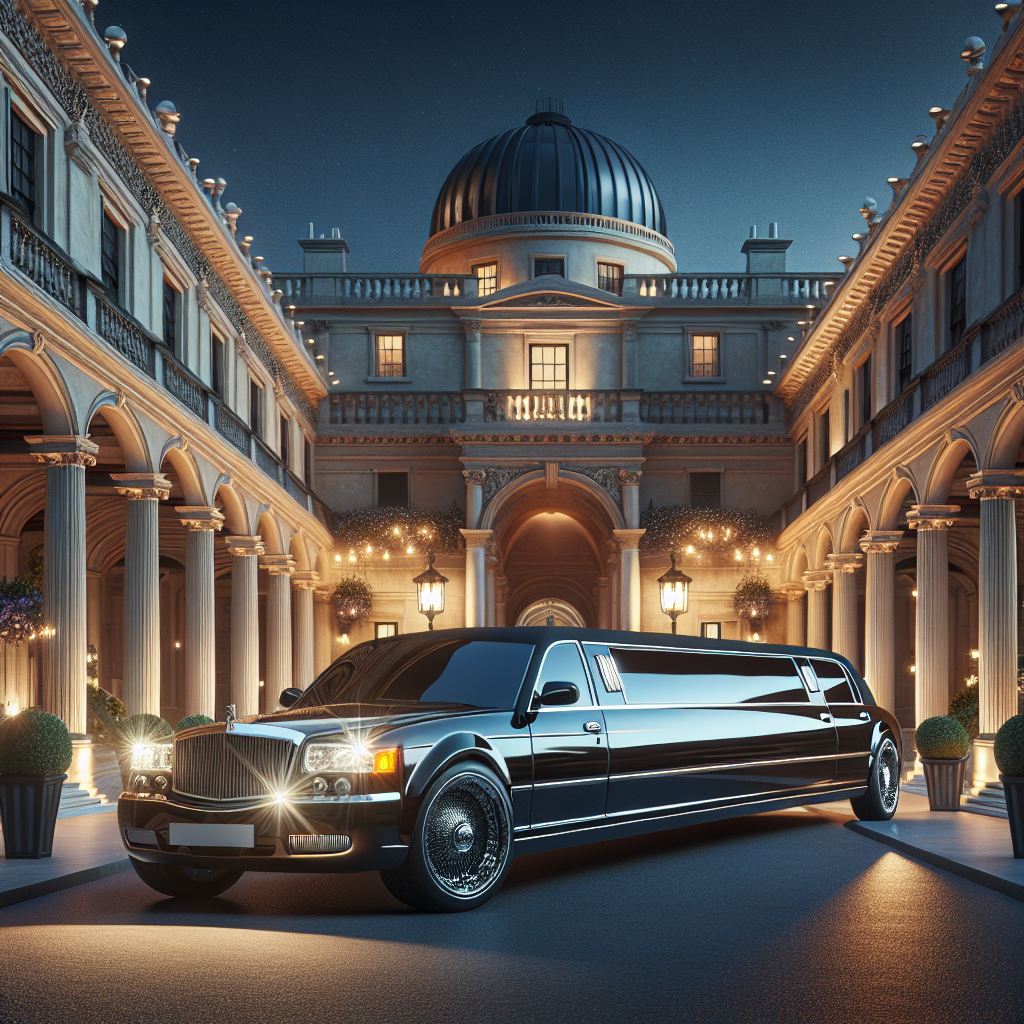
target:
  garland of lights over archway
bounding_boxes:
[639,503,775,558]
[333,503,465,559]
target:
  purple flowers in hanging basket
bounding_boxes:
[0,577,44,646]
[332,576,373,626]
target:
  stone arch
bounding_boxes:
[256,507,283,554]
[158,438,206,506]
[0,472,46,537]
[516,598,587,628]
[0,331,76,434]
[839,501,871,552]
[314,546,332,578]
[85,393,151,473]
[812,525,834,569]
[786,544,809,584]
[480,469,626,532]
[924,432,979,504]
[289,531,311,571]
[878,468,920,531]
[986,398,1024,469]
[212,474,249,535]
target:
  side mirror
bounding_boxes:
[534,681,580,708]
[279,687,302,708]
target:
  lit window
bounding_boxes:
[701,622,722,639]
[530,344,568,389]
[533,257,564,278]
[10,111,38,220]
[690,334,720,377]
[597,263,623,295]
[375,622,398,639]
[475,263,498,297]
[375,334,405,377]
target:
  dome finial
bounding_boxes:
[526,98,571,126]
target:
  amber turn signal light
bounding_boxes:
[373,748,399,774]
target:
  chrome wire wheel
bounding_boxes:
[877,737,900,814]
[422,772,510,899]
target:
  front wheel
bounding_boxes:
[850,735,900,821]
[379,762,513,912]
[129,857,244,899]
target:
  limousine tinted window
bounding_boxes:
[296,639,534,710]
[810,659,856,703]
[537,643,593,705]
[610,649,807,704]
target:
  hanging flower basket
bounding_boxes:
[332,576,373,627]
[733,573,773,622]
[0,576,44,646]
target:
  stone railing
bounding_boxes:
[483,390,626,423]
[625,273,835,305]
[212,399,251,455]
[921,336,972,412]
[162,352,207,419]
[279,273,476,304]
[979,286,1024,363]
[5,200,84,320]
[96,297,155,375]
[640,391,776,425]
[329,392,466,425]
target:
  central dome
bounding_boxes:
[429,104,668,239]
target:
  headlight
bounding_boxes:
[302,742,398,774]
[131,743,172,772]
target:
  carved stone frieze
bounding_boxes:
[618,469,642,485]
[481,465,536,507]
[462,469,487,487]
[574,466,621,504]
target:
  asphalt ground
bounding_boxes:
[1,807,1022,1024]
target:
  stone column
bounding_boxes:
[859,531,903,712]
[826,552,863,667]
[907,505,959,726]
[176,506,224,720]
[0,534,30,714]
[782,584,805,647]
[621,320,639,388]
[262,554,295,700]
[462,469,486,530]
[460,529,492,628]
[112,472,170,718]
[495,575,508,627]
[967,473,1024,736]
[225,535,263,718]
[290,571,318,691]
[596,576,611,631]
[619,469,642,529]
[484,540,498,627]
[462,319,483,390]
[26,437,98,734]
[802,570,831,650]
[607,540,621,630]
[614,529,646,631]
[313,588,335,676]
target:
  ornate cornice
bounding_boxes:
[175,505,225,531]
[111,472,171,501]
[802,570,832,592]
[24,434,98,467]
[966,470,1024,498]
[907,505,960,531]
[224,535,265,558]
[825,552,863,573]
[859,530,904,554]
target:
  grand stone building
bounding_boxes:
[2,0,1024,782]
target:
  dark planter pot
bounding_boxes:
[0,774,67,859]
[920,756,968,811]
[1000,775,1024,859]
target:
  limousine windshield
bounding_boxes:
[292,638,536,710]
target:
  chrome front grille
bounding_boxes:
[173,731,297,801]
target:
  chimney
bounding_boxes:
[741,222,792,274]
[299,230,350,272]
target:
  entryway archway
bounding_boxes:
[516,598,587,628]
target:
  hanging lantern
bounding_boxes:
[414,551,448,631]
[657,553,691,634]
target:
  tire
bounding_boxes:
[850,734,900,821]
[129,856,244,899]
[379,762,513,912]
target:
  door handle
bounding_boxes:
[583,721,602,734]
[820,712,832,722]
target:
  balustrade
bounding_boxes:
[7,208,82,319]
[96,297,154,375]
[163,355,207,419]
[279,274,475,304]
[254,439,283,482]
[921,338,972,411]
[640,391,773,425]
[329,392,465,425]
[629,273,834,304]
[483,390,623,423]
[212,400,251,455]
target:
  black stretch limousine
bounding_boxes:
[119,627,902,911]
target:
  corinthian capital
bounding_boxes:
[176,506,225,531]
[25,435,99,468]
[859,530,903,554]
[462,319,483,334]
[906,505,959,531]
[463,469,488,486]
[618,469,642,486]
[111,473,171,500]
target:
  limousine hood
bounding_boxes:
[244,701,493,739]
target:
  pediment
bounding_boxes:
[478,273,623,309]
[486,291,614,308]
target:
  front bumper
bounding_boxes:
[118,791,408,873]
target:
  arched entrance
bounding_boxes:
[516,598,587,627]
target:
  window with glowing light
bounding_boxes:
[597,262,623,295]
[530,344,568,389]
[375,622,398,639]
[701,622,722,639]
[474,263,498,296]
[375,333,405,377]
[690,334,720,377]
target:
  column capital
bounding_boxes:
[291,570,320,590]
[111,473,171,500]
[907,504,960,530]
[859,530,904,553]
[460,528,493,549]
[621,319,639,342]
[781,582,806,601]
[966,470,1024,499]
[618,469,642,486]
[825,552,863,573]
[261,553,296,575]
[462,469,487,486]
[224,534,264,557]
[612,528,646,550]
[175,506,225,531]
[802,569,832,592]
[461,318,483,334]
[25,435,98,467]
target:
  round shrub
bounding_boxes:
[176,714,213,732]
[915,715,970,760]
[120,713,172,743]
[0,709,73,777]
[994,714,1024,777]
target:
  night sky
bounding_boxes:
[99,1,987,274]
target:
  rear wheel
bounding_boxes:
[379,762,513,912]
[851,735,900,821]
[129,857,244,899]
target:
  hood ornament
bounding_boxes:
[225,703,237,731]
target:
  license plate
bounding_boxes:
[168,823,254,848]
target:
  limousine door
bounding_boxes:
[528,641,609,828]
[809,657,873,784]
[583,644,837,817]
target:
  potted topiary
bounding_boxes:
[915,715,971,811]
[994,713,1024,858]
[0,709,73,858]
[175,714,213,732]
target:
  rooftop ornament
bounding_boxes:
[961,36,986,75]
[239,235,253,257]
[102,26,126,61]
[911,134,930,162]
[851,232,868,253]
[996,2,1022,33]
[928,106,952,132]
[135,77,150,103]
[82,0,99,27]
[155,101,179,136]
[887,176,908,206]
[224,202,241,239]
[187,157,199,179]
[838,255,856,271]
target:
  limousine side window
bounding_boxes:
[609,649,808,705]
[809,659,857,704]
[534,642,594,707]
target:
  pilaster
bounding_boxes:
[613,529,646,631]
[859,531,903,712]
[262,554,296,700]
[781,583,805,647]
[291,570,319,691]
[802,570,831,650]
[225,535,263,717]
[825,552,863,670]
[460,529,492,628]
